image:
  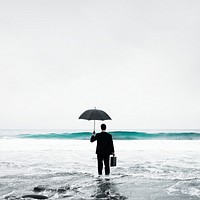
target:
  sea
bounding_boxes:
[0,129,200,200]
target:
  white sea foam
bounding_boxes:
[0,138,200,199]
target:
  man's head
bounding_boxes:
[101,124,106,131]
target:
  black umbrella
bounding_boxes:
[79,108,111,131]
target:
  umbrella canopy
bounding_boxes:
[79,108,111,131]
[79,109,111,121]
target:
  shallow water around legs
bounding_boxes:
[0,139,200,199]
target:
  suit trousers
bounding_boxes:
[97,154,110,175]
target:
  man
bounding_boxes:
[90,124,115,175]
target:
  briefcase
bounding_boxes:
[110,156,117,167]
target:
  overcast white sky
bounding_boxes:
[0,0,200,130]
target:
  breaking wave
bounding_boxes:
[17,131,200,140]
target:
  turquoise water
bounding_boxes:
[0,129,200,140]
[16,130,200,140]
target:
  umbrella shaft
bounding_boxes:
[94,120,95,132]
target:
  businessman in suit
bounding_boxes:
[90,124,115,175]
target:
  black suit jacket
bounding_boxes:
[90,132,114,155]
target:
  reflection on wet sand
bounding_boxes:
[94,177,127,199]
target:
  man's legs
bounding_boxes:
[104,155,110,175]
[97,154,103,175]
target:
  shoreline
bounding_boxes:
[1,139,200,199]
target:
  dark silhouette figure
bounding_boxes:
[90,124,115,175]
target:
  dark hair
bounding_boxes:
[101,124,106,130]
